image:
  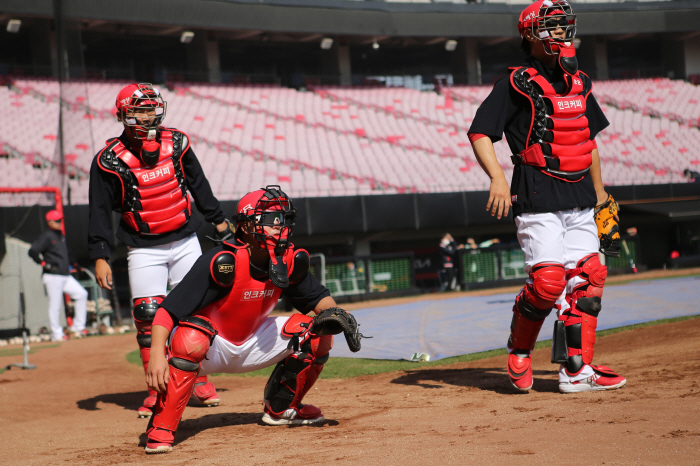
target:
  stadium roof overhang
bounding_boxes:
[621,198,700,222]
[3,0,700,40]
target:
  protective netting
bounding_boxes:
[310,253,415,297]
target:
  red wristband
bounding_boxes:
[152,308,175,332]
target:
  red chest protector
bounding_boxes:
[509,67,595,182]
[97,128,191,235]
[196,243,303,345]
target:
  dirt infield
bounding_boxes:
[2,311,700,464]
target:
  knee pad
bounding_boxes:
[567,253,607,300]
[169,316,217,367]
[264,334,333,414]
[509,263,565,353]
[523,263,566,310]
[133,296,165,346]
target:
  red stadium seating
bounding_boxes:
[1,77,698,205]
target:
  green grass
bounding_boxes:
[125,314,700,380]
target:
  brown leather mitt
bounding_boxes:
[594,194,621,257]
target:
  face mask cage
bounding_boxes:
[239,186,297,250]
[532,1,577,55]
[120,84,167,139]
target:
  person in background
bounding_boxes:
[439,233,463,291]
[28,210,88,342]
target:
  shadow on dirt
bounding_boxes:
[137,414,339,447]
[77,389,230,411]
[390,367,560,394]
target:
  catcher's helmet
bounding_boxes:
[236,185,296,252]
[115,83,167,140]
[518,0,577,56]
[236,186,296,288]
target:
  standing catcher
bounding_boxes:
[28,209,88,341]
[469,0,625,393]
[88,83,234,417]
[142,186,364,454]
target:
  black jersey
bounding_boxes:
[469,56,609,217]
[160,245,330,322]
[87,131,225,260]
[28,229,75,275]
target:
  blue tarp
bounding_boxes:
[332,276,700,360]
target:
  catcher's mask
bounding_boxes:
[519,0,578,74]
[236,185,296,288]
[115,83,167,166]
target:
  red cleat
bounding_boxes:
[507,350,534,391]
[145,427,173,454]
[262,402,325,426]
[138,392,157,418]
[192,376,220,407]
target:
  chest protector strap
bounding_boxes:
[97,130,191,235]
[509,67,594,182]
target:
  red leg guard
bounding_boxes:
[133,296,164,418]
[507,263,566,392]
[262,333,333,425]
[562,254,606,375]
[146,316,217,453]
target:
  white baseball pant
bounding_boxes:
[42,273,88,341]
[198,316,293,376]
[127,233,202,299]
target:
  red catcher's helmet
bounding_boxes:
[518,0,577,55]
[115,83,167,140]
[45,210,62,222]
[236,186,296,288]
[236,185,296,251]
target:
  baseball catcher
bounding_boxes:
[89,83,232,417]
[142,186,366,454]
[469,0,625,394]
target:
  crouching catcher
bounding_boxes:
[143,186,366,454]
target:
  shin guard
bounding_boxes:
[561,253,606,375]
[507,263,566,391]
[148,316,217,446]
[133,297,164,415]
[264,333,333,415]
[133,297,165,374]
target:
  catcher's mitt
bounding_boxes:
[594,194,621,257]
[310,307,370,353]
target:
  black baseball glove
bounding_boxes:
[310,307,370,353]
[208,219,235,243]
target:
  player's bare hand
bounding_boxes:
[486,177,511,219]
[146,353,169,393]
[94,259,113,290]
